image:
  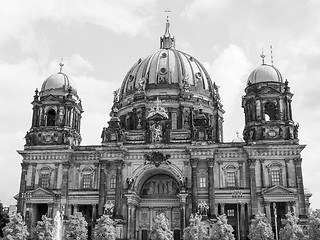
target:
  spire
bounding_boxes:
[260,49,266,65]
[160,11,175,49]
[59,58,64,73]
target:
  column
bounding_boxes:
[239,162,244,188]
[115,160,124,218]
[248,159,258,216]
[240,203,246,240]
[98,163,106,216]
[92,204,97,222]
[178,193,188,238]
[285,159,290,187]
[54,163,59,189]
[31,163,37,189]
[172,109,177,129]
[265,201,271,220]
[214,203,219,216]
[220,203,225,215]
[47,203,53,218]
[127,204,132,239]
[207,158,215,217]
[294,158,307,217]
[218,161,222,188]
[190,158,198,213]
[259,159,264,188]
[94,163,98,189]
[17,162,29,213]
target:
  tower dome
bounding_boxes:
[247,53,283,85]
[40,61,78,97]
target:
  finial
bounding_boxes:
[165,9,171,22]
[260,49,266,65]
[160,10,175,49]
[59,58,64,72]
[270,45,274,66]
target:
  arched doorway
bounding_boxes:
[137,174,182,240]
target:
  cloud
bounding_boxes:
[0,0,156,52]
[204,44,252,140]
[181,0,229,19]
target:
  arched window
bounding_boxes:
[47,109,56,126]
[267,162,283,186]
[198,170,207,188]
[39,166,51,189]
[222,165,238,188]
[264,102,276,121]
[81,167,93,189]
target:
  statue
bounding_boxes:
[104,201,114,216]
[24,131,31,145]
[150,123,162,143]
[101,127,108,143]
[137,77,146,93]
[126,177,134,190]
[294,123,299,139]
[197,201,209,216]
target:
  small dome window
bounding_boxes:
[128,75,134,82]
[160,67,167,75]
[161,52,167,58]
[195,72,202,79]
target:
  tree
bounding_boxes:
[149,213,173,240]
[34,215,54,240]
[93,214,116,240]
[279,212,304,240]
[65,213,88,240]
[184,214,209,240]
[211,214,235,240]
[308,209,320,240]
[248,212,274,240]
[0,203,9,238]
[2,213,29,240]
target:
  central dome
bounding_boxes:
[118,19,214,102]
[119,48,213,99]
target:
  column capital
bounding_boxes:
[177,193,189,203]
[206,158,215,167]
[293,158,302,166]
[21,162,29,170]
[190,158,199,168]
[247,159,256,167]
[284,158,291,164]
[115,159,124,169]
[259,159,265,163]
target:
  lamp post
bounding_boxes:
[232,190,243,240]
[273,203,278,240]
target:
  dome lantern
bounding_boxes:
[160,17,175,49]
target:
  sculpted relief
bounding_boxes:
[141,174,179,197]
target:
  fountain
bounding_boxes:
[53,211,63,240]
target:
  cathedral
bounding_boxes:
[16,19,311,240]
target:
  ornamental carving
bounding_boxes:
[141,174,179,197]
[144,152,171,167]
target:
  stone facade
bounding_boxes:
[16,21,311,240]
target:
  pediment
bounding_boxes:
[147,112,168,121]
[262,185,295,196]
[259,86,280,95]
[30,187,54,197]
[41,94,62,102]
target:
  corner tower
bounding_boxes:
[25,61,83,147]
[242,53,298,143]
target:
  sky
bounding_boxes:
[0,0,320,209]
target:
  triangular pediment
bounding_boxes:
[41,94,62,102]
[259,86,280,95]
[262,185,295,196]
[30,187,54,197]
[147,112,168,121]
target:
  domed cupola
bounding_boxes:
[24,60,83,147]
[242,52,299,144]
[101,19,225,145]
